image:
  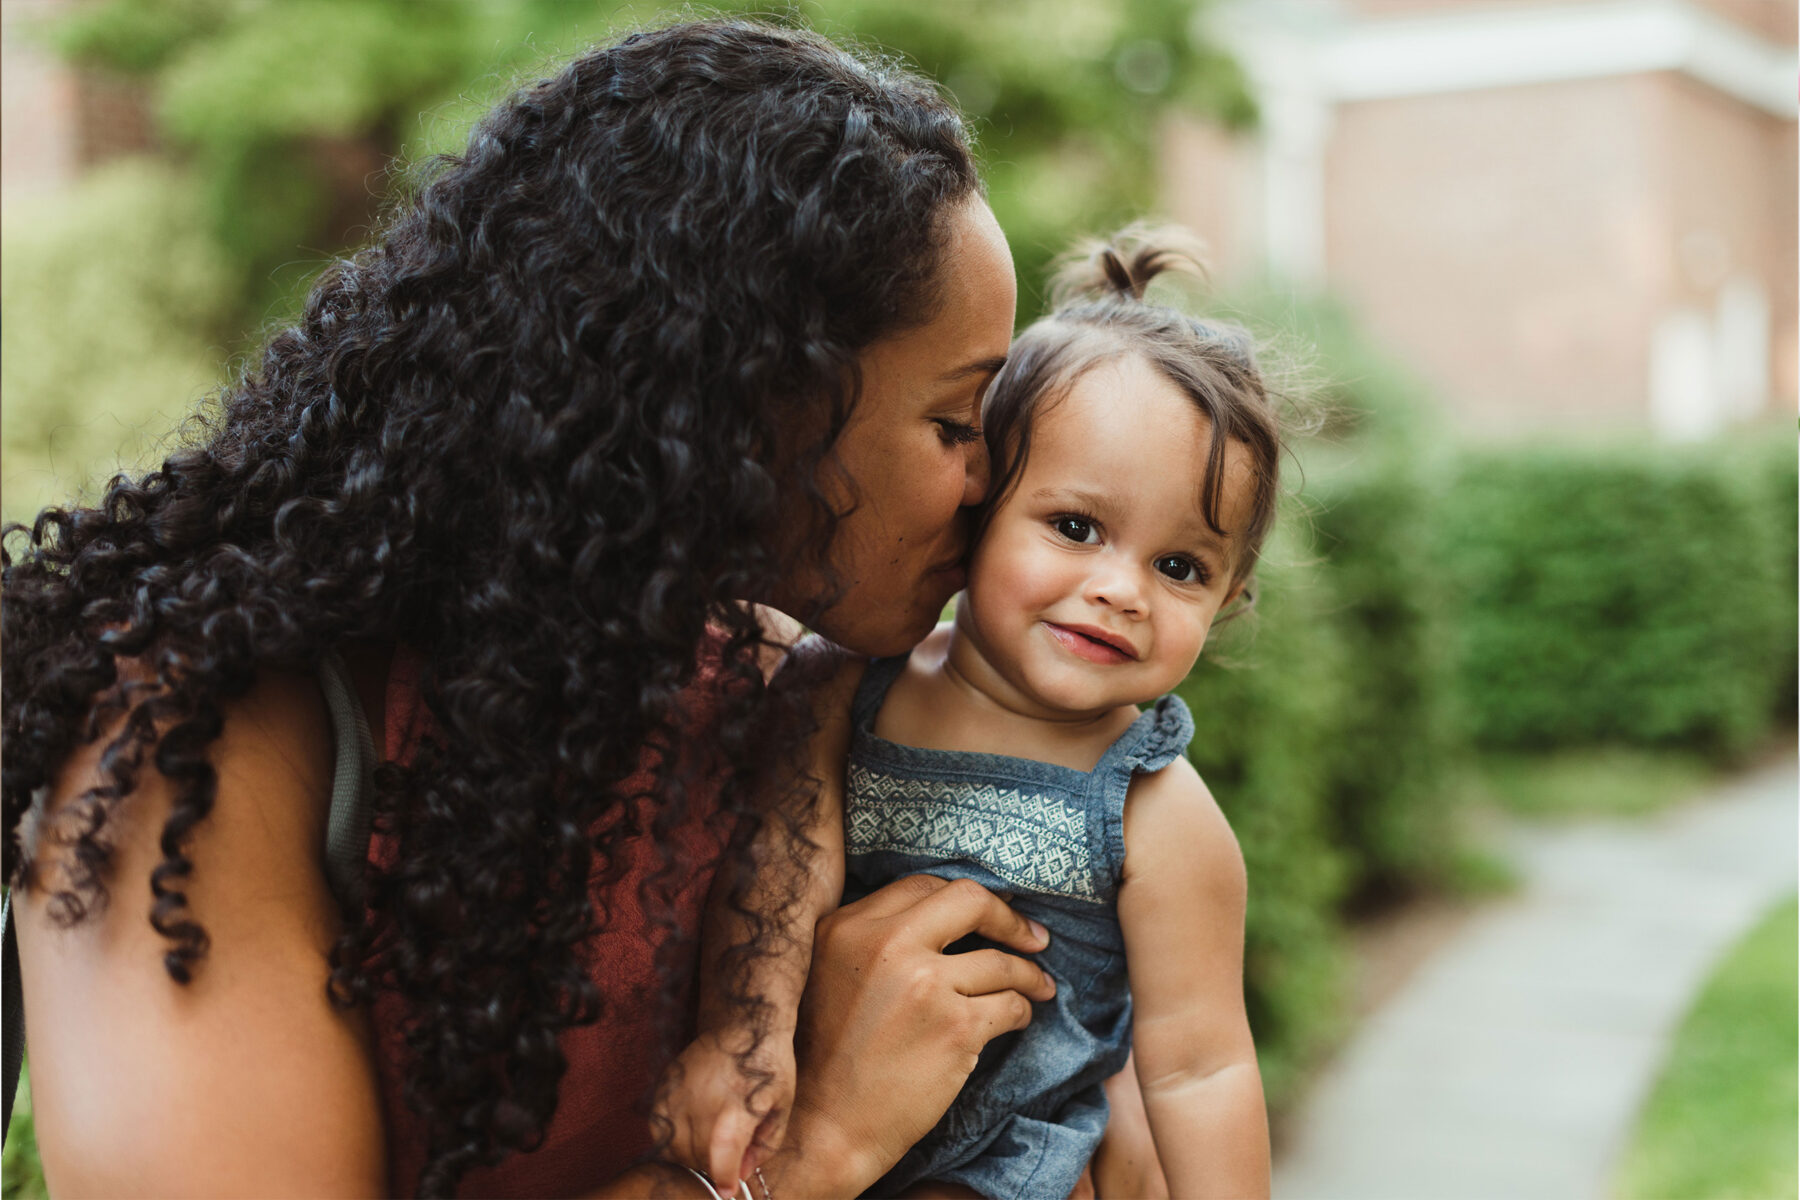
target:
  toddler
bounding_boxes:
[659,228,1278,1199]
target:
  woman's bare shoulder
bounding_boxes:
[23,663,336,894]
[15,663,388,1195]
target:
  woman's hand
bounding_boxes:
[759,874,1057,1196]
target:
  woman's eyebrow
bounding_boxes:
[939,354,1008,383]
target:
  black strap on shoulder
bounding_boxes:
[1,652,379,1148]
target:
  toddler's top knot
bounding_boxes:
[1050,223,1211,307]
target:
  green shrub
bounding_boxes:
[1746,432,1798,714]
[1438,440,1792,757]
[1307,448,1465,905]
[1181,539,1352,1108]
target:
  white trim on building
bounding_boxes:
[1202,0,1799,283]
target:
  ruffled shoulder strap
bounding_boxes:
[1107,693,1195,776]
[1092,693,1196,895]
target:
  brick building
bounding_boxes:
[1163,0,1798,440]
[2,0,155,198]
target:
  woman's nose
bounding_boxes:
[960,438,991,507]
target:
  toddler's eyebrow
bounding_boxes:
[1033,486,1114,514]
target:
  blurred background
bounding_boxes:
[2,1,1794,1197]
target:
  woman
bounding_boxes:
[4,19,1160,1198]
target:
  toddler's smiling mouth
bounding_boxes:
[1043,622,1137,663]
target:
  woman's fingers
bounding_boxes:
[858,874,1051,954]
[945,947,1055,1003]
[776,876,1053,1192]
[962,988,1037,1042]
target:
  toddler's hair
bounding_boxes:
[981,225,1282,603]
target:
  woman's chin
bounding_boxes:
[815,594,950,659]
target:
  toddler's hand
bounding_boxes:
[655,1028,796,1196]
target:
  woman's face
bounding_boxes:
[782,197,1018,658]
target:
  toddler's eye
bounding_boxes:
[1054,516,1099,543]
[1155,554,1204,583]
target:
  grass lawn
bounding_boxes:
[1612,893,1798,1200]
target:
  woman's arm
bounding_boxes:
[1117,758,1271,1199]
[697,633,857,1038]
[658,647,859,1190]
[15,667,389,1197]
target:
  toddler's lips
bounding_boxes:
[1044,622,1136,664]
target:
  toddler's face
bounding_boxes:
[955,353,1251,720]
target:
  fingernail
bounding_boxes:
[1029,919,1049,943]
[1041,968,1057,993]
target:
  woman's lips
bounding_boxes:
[932,564,967,592]
[928,546,969,593]
[1044,622,1135,664]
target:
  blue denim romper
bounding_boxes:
[842,654,1197,1199]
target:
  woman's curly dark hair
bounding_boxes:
[2,19,979,1195]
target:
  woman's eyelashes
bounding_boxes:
[933,417,983,446]
[1048,514,1212,585]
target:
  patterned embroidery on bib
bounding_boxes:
[845,762,1101,903]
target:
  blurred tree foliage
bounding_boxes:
[1,158,235,522]
[42,0,1254,328]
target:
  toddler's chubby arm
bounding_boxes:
[655,620,861,1196]
[1118,757,1271,1198]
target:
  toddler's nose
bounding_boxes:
[1085,560,1145,615]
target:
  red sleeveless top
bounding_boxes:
[368,643,737,1197]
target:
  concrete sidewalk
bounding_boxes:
[1272,756,1798,1200]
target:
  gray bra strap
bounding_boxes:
[318,651,377,911]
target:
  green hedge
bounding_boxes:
[1307,449,1465,905]
[1180,540,1353,1109]
[1751,434,1799,713]
[1438,437,1794,757]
